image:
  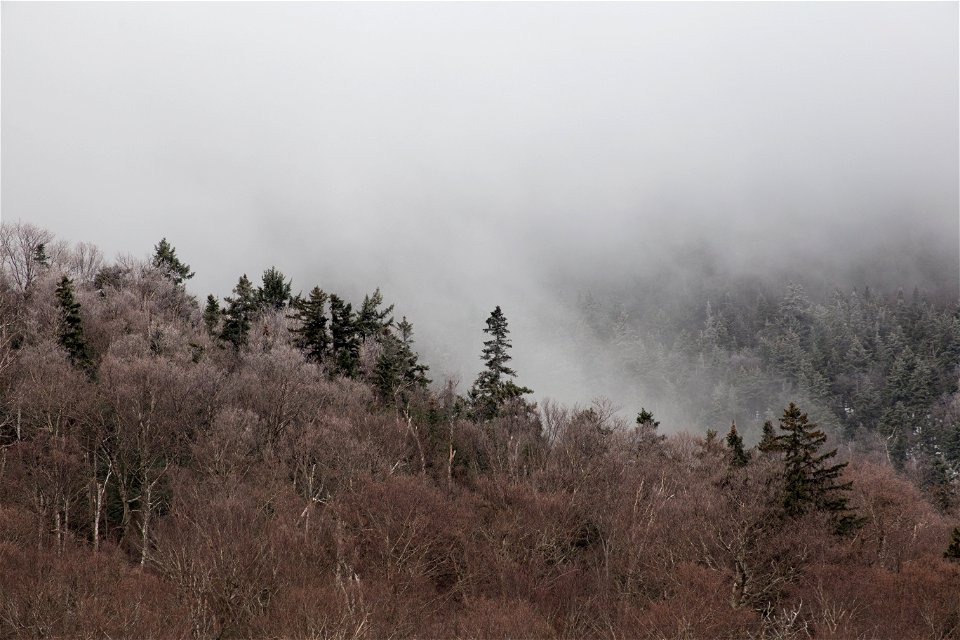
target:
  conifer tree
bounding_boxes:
[357,288,394,339]
[257,266,292,311]
[469,306,532,421]
[726,421,750,468]
[945,527,960,561]
[765,403,863,534]
[151,238,194,286]
[288,286,330,365]
[55,276,93,372]
[220,275,257,350]
[203,295,221,336]
[636,408,660,429]
[329,294,360,377]
[374,316,430,402]
[33,243,49,267]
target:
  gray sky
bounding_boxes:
[2,2,958,411]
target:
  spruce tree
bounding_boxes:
[288,286,330,365]
[33,243,49,267]
[765,403,863,534]
[357,288,394,339]
[329,294,360,377]
[203,295,221,336]
[469,306,532,421]
[220,275,257,350]
[374,317,430,402]
[726,421,750,468]
[257,266,292,311]
[55,276,93,372]
[151,238,194,286]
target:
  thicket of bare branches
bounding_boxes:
[1,223,958,639]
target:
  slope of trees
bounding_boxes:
[0,222,959,639]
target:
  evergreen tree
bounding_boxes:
[469,306,532,421]
[203,295,221,336]
[765,403,863,534]
[945,527,960,561]
[151,238,194,286]
[33,243,49,267]
[636,408,660,429]
[374,317,430,403]
[55,276,93,372]
[357,288,394,339]
[257,266,292,311]
[726,421,750,468]
[329,294,360,377]
[288,286,330,365]
[220,275,257,350]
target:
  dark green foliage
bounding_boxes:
[151,238,194,286]
[469,306,532,421]
[946,527,960,561]
[55,276,93,372]
[357,288,394,339]
[636,408,660,429]
[203,295,220,335]
[329,294,360,378]
[288,287,330,365]
[374,317,430,403]
[219,275,257,350]
[33,243,49,266]
[758,420,778,452]
[765,403,863,535]
[726,421,750,468]
[257,266,292,311]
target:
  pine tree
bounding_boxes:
[469,306,532,421]
[357,288,394,340]
[329,294,360,377]
[151,238,194,286]
[765,403,863,534]
[220,275,257,350]
[288,286,330,365]
[945,527,960,561]
[55,276,93,372]
[257,266,292,311]
[203,295,221,335]
[33,243,49,267]
[374,317,430,403]
[636,408,660,429]
[726,421,750,468]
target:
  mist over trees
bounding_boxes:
[0,221,959,638]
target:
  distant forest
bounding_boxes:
[1,221,959,639]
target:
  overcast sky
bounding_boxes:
[2,2,957,410]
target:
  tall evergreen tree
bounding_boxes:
[357,288,394,339]
[55,276,93,372]
[288,286,330,365]
[726,421,750,468]
[469,306,532,421]
[765,403,863,534]
[33,243,49,267]
[257,266,292,311]
[329,294,360,378]
[374,317,431,403]
[151,238,194,286]
[203,295,221,336]
[220,275,257,350]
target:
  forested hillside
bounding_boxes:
[1,221,959,639]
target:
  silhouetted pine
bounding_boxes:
[288,286,330,365]
[375,317,430,402]
[33,243,49,267]
[329,294,360,377]
[469,306,532,421]
[636,408,660,429]
[257,266,292,311]
[357,288,394,339]
[220,275,257,350]
[55,276,93,372]
[766,403,863,534]
[726,421,750,468]
[203,295,220,336]
[151,238,194,286]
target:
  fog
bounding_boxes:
[2,2,957,418]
